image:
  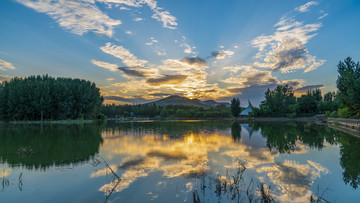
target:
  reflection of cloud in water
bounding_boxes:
[0,168,11,178]
[256,160,328,202]
[95,132,314,197]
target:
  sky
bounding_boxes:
[0,0,359,106]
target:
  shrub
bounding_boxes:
[330,111,338,118]
[338,107,350,118]
[325,111,331,117]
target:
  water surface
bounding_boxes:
[0,121,359,202]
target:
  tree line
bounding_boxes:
[0,75,104,121]
[102,104,230,119]
[248,57,360,118]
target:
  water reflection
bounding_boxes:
[0,123,104,169]
[94,121,351,202]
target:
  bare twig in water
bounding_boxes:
[98,156,120,180]
[311,185,332,203]
[18,172,23,191]
[257,183,274,203]
[96,156,121,203]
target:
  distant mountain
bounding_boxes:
[146,95,230,108]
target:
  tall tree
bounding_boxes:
[231,98,241,118]
[336,57,360,115]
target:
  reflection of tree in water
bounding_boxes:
[103,120,232,139]
[231,122,241,142]
[250,121,360,190]
[0,123,104,169]
[338,133,360,189]
[249,122,338,153]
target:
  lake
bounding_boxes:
[0,121,359,202]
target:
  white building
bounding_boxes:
[240,100,254,116]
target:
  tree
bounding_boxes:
[260,85,296,115]
[0,75,103,120]
[231,98,241,118]
[336,57,360,116]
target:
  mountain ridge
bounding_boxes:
[146,95,230,108]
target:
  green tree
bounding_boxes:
[260,85,296,115]
[230,98,241,118]
[336,57,360,116]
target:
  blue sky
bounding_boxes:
[1,0,359,105]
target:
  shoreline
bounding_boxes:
[0,119,96,125]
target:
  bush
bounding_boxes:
[325,111,331,117]
[330,111,338,118]
[338,107,350,118]
[96,113,107,120]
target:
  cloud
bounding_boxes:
[180,57,206,66]
[222,68,279,87]
[209,50,234,59]
[155,50,167,56]
[100,42,148,67]
[118,66,147,77]
[181,43,193,54]
[294,84,324,93]
[317,13,328,20]
[0,75,12,82]
[133,17,143,21]
[146,74,187,86]
[0,59,16,71]
[281,79,305,87]
[250,7,325,73]
[97,0,177,29]
[91,60,118,72]
[295,1,319,13]
[17,0,121,37]
[258,38,325,73]
[145,37,159,46]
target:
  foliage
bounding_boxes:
[230,98,241,117]
[336,57,360,116]
[102,103,231,119]
[260,85,296,116]
[338,107,350,118]
[330,111,338,118]
[0,75,103,120]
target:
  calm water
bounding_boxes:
[0,121,359,202]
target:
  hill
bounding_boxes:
[146,95,230,108]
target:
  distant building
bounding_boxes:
[240,100,254,116]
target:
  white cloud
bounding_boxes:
[98,0,177,29]
[212,49,234,59]
[100,42,148,67]
[0,59,16,71]
[120,6,130,10]
[91,60,118,72]
[295,1,319,13]
[17,0,121,37]
[250,9,324,73]
[155,50,167,56]
[133,17,143,21]
[317,13,328,20]
[181,43,192,54]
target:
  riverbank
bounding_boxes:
[326,118,360,137]
[0,119,96,125]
